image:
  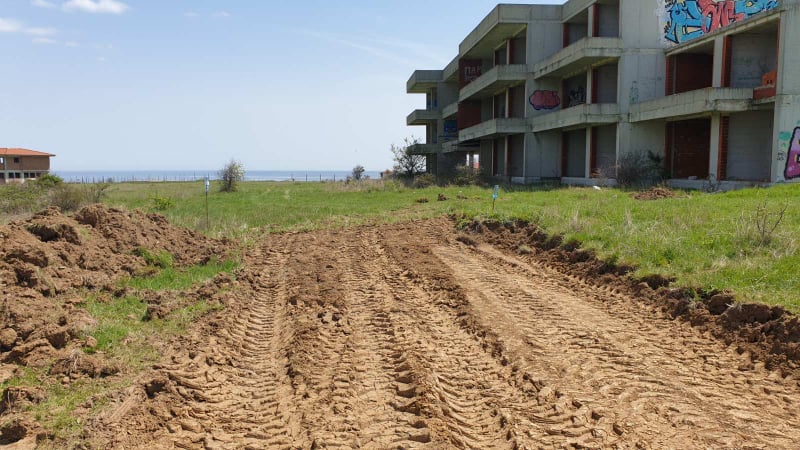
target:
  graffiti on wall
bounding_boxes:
[530,90,561,110]
[783,127,800,180]
[662,0,779,45]
[459,59,483,88]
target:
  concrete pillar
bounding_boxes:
[587,5,596,38]
[709,113,722,180]
[585,127,593,178]
[586,69,594,104]
[522,133,527,181]
[712,36,725,88]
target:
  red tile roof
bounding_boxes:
[0,148,55,157]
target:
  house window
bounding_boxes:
[13,157,20,164]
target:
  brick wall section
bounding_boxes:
[3,156,50,171]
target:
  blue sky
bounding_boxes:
[1,0,564,171]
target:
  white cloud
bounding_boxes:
[63,0,129,15]
[33,37,57,45]
[0,18,23,33]
[185,11,232,19]
[31,0,58,9]
[25,27,57,37]
[65,41,79,47]
[0,17,58,38]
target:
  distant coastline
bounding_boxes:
[52,170,384,183]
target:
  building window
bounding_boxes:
[13,157,20,164]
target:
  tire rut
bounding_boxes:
[432,241,800,448]
[284,229,434,448]
[161,236,299,449]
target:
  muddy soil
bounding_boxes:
[0,205,225,445]
[92,218,800,449]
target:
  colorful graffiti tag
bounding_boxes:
[785,127,800,180]
[529,90,560,110]
[662,0,779,45]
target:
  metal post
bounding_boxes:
[205,176,210,230]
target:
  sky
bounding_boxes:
[1,0,565,171]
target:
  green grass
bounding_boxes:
[125,258,238,291]
[105,179,489,238]
[104,180,800,310]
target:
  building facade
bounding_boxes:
[407,0,799,188]
[0,148,55,184]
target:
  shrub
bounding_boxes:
[413,173,436,188]
[85,182,111,203]
[452,165,483,186]
[149,195,175,211]
[35,174,63,188]
[616,151,665,188]
[218,159,245,192]
[48,185,86,212]
[351,165,365,181]
[391,137,425,177]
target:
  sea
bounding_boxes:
[51,170,384,184]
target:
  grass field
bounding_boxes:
[100,180,800,310]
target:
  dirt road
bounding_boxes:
[105,219,800,449]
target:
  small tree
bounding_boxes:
[351,164,365,181]
[391,137,425,178]
[219,159,245,192]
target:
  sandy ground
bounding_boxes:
[93,218,800,449]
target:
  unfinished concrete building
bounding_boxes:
[407,0,799,188]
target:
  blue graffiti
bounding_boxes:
[664,0,779,45]
[665,0,706,44]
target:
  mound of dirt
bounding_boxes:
[0,204,224,383]
[633,186,677,200]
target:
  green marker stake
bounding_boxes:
[492,185,499,213]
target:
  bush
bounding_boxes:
[218,160,245,192]
[149,195,175,211]
[616,151,665,188]
[48,185,86,212]
[391,137,425,178]
[413,173,436,188]
[351,165,365,181]
[85,183,111,203]
[35,174,63,188]
[451,165,483,186]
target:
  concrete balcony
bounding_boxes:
[407,109,442,126]
[407,70,443,94]
[460,4,531,58]
[459,118,527,141]
[562,0,593,21]
[629,88,755,122]
[443,56,459,83]
[530,103,620,132]
[459,65,528,102]
[442,102,458,119]
[407,143,442,155]
[533,37,623,79]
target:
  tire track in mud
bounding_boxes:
[157,236,299,449]
[372,225,604,449]
[283,230,433,448]
[105,218,800,449]
[431,240,800,448]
